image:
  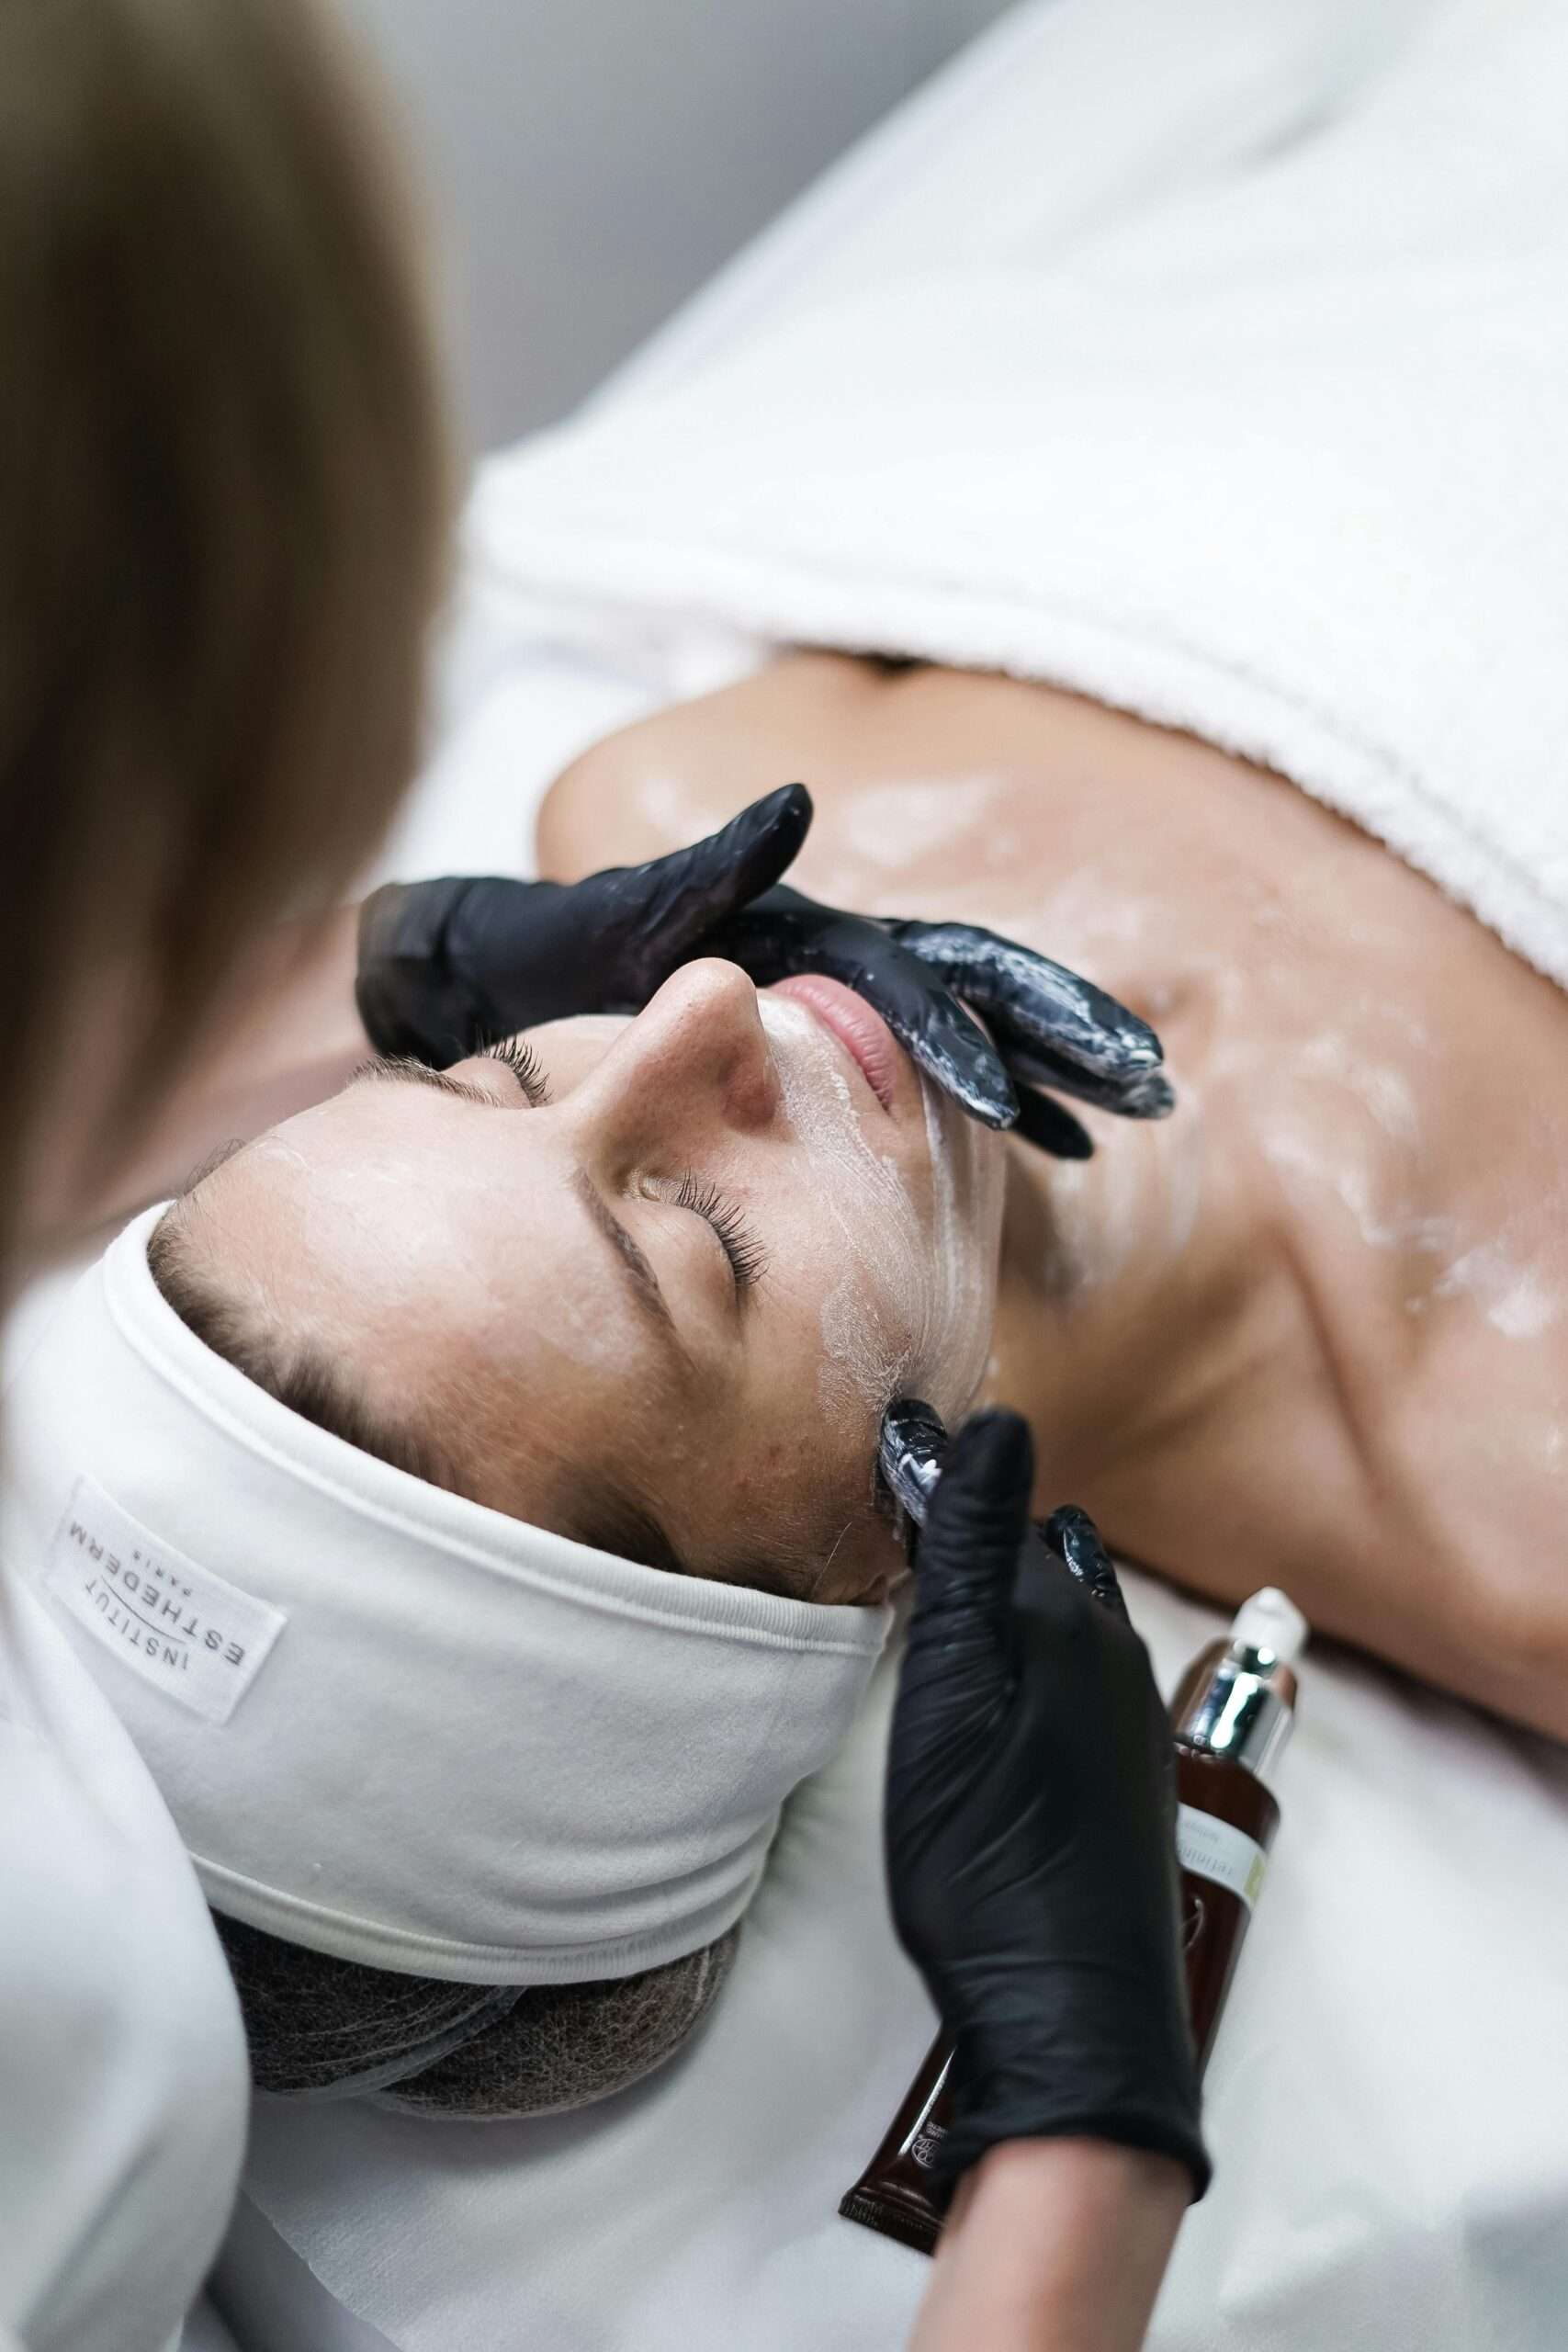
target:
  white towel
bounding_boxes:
[472,0,1568,990]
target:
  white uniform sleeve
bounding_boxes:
[0,1576,249,2352]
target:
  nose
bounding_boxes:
[568,959,781,1156]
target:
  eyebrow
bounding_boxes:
[570,1170,684,1354]
[351,1056,688,1361]
[351,1054,509,1107]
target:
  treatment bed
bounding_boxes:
[97,1,1568,2342]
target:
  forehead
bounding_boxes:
[186,1056,889,1592]
[200,1075,672,1408]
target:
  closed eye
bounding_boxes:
[672,1170,768,1295]
[479,1035,550,1105]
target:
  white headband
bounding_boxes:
[1,1208,888,1984]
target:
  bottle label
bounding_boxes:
[1176,1804,1268,1910]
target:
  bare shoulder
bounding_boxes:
[534,653,882,882]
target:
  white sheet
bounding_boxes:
[471,0,1568,1001]
[220,6,1568,2348]
[223,1577,1568,2352]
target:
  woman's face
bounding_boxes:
[180,961,1007,1602]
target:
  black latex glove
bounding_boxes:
[356,785,812,1067]
[355,786,1170,1155]
[700,888,1169,1149]
[885,1410,1209,2197]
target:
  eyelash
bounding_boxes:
[672,1169,768,1295]
[473,1037,763,1296]
[480,1035,550,1106]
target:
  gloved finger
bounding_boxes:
[708,891,1021,1127]
[1010,1086,1096,1159]
[794,926,1019,1127]
[908,1409,1036,1649]
[879,1396,949,1528]
[620,783,814,977]
[1007,1041,1176,1122]
[1043,1504,1130,1623]
[886,922,1168,1111]
[875,966,1020,1129]
[728,901,1021,1126]
[358,876,534,1065]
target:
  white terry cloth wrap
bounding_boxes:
[468,0,1568,995]
[0,1208,889,1987]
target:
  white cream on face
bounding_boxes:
[919,1069,1007,1419]
[759,997,1003,1426]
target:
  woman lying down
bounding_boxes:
[536,656,1568,1747]
[5,787,1170,2116]
[7,683,1564,2111]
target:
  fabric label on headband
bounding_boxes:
[45,1475,286,1724]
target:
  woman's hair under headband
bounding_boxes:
[1,1208,888,1984]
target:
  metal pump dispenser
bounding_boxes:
[1169,1587,1308,1788]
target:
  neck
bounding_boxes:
[985,1120,1245,1528]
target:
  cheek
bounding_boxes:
[718,1408,896,1603]
[781,1217,917,1429]
[727,1299,878,1499]
[911,1089,1007,1419]
[767,1127,1006,1436]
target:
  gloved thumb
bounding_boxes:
[908,1409,1035,1657]
[632,783,813,959]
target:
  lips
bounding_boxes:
[768,975,904,1113]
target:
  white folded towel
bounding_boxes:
[472,0,1568,990]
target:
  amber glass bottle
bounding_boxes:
[1168,1588,1305,2068]
[840,1588,1307,2253]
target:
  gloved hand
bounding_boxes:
[355,785,1169,1155]
[885,1410,1209,2196]
[699,888,1169,1148]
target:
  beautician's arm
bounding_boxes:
[912,2140,1187,2352]
[886,1413,1208,2352]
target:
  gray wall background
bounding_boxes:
[342,0,1012,452]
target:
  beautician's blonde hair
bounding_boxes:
[0,0,450,1267]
